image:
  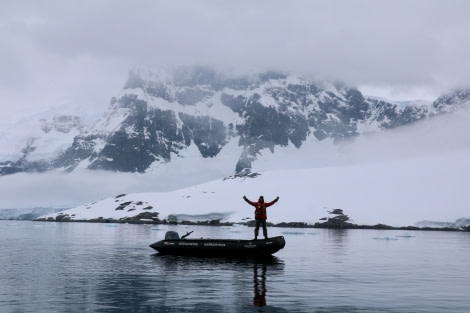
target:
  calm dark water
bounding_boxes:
[0,221,469,313]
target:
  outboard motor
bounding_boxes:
[165,231,180,240]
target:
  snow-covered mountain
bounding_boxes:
[2,66,469,226]
[1,66,468,176]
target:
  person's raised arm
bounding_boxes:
[243,196,256,206]
[265,196,279,207]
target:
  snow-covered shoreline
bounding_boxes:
[37,149,470,229]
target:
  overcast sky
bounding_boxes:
[1,0,469,126]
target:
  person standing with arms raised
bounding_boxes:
[243,195,279,240]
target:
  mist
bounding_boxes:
[252,108,470,171]
[338,108,470,164]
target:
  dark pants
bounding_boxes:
[255,218,268,239]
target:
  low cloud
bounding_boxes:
[1,1,470,125]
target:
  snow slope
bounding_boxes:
[40,149,470,228]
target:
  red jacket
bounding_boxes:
[244,197,278,219]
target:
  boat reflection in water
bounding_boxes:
[152,253,286,311]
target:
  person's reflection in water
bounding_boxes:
[253,262,267,307]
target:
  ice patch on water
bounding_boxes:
[395,233,415,238]
[281,231,305,235]
[372,237,398,241]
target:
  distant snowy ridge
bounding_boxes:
[415,218,470,229]
[0,207,66,220]
[0,114,86,170]
[1,66,469,176]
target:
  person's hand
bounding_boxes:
[243,195,247,200]
[275,196,279,202]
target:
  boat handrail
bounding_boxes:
[181,231,194,240]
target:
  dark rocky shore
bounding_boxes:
[34,210,470,232]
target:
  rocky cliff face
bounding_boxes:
[1,67,469,175]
